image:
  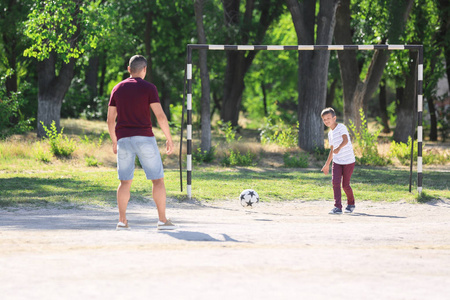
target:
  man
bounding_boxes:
[107,55,177,230]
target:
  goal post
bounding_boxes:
[179,44,424,199]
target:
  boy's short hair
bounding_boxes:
[321,107,336,117]
[129,55,147,73]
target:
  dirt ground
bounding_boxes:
[1,198,450,300]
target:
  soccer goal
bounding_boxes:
[179,44,424,199]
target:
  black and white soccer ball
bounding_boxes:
[240,189,259,208]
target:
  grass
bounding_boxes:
[0,118,449,208]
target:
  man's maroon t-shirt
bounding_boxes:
[108,77,160,140]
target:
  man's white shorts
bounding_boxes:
[117,136,164,181]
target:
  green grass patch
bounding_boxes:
[0,164,448,208]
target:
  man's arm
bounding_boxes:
[150,102,174,155]
[107,106,118,154]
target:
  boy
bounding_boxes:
[320,107,356,214]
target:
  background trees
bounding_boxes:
[0,0,449,146]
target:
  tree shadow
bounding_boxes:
[0,177,115,207]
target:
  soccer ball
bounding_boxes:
[240,189,259,207]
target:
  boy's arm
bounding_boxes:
[321,146,334,175]
[107,106,118,154]
[150,102,174,155]
[333,134,348,154]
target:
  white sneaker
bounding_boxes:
[116,221,130,230]
[157,219,178,230]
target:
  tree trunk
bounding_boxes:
[144,10,154,83]
[221,51,247,126]
[262,82,268,116]
[220,0,283,126]
[427,96,438,141]
[195,0,212,152]
[379,78,390,133]
[393,51,417,143]
[98,50,107,97]
[326,78,338,108]
[437,0,450,89]
[85,55,99,111]
[287,0,339,151]
[37,53,74,137]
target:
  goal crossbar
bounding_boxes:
[180,44,424,199]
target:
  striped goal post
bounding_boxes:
[180,44,424,199]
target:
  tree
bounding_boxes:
[286,0,340,151]
[436,0,450,89]
[0,0,35,127]
[24,0,109,137]
[194,0,212,152]
[390,0,445,142]
[334,0,414,131]
[392,50,418,142]
[220,0,285,127]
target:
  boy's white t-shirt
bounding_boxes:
[328,123,356,165]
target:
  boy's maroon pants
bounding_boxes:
[332,162,355,209]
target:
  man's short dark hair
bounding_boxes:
[321,107,336,117]
[129,55,147,73]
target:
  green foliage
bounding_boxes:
[24,0,109,63]
[221,150,256,167]
[41,121,77,158]
[243,12,298,122]
[85,155,102,167]
[436,100,450,142]
[80,132,105,148]
[217,120,241,144]
[260,115,298,148]
[313,146,328,162]
[389,137,417,165]
[34,141,52,163]
[135,156,142,168]
[389,137,449,165]
[348,109,389,166]
[0,75,34,138]
[193,146,217,165]
[283,152,309,168]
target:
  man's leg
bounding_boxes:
[152,178,167,223]
[117,180,133,224]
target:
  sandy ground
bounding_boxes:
[1,198,450,300]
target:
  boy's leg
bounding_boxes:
[152,178,167,223]
[331,162,343,209]
[117,180,133,223]
[342,162,355,205]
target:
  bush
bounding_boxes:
[390,137,449,165]
[0,75,34,138]
[221,150,256,167]
[41,121,77,158]
[313,146,328,161]
[389,137,416,165]
[85,155,102,167]
[34,141,52,163]
[192,146,216,164]
[283,152,309,168]
[217,120,241,144]
[348,108,389,166]
[259,115,298,147]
